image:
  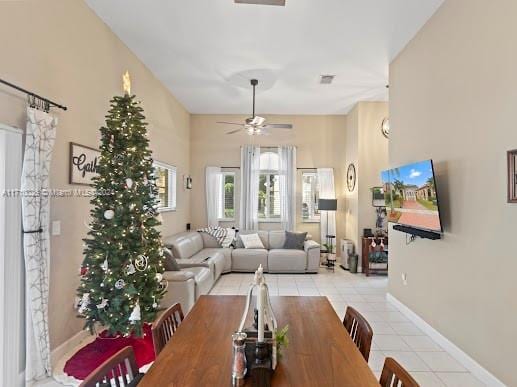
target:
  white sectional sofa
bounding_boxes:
[160,230,320,312]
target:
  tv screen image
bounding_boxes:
[381,159,442,232]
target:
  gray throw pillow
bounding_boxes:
[235,235,245,249]
[283,231,307,250]
[163,247,181,271]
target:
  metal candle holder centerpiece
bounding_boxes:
[232,265,277,387]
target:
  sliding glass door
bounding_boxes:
[0,123,24,387]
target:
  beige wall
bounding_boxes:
[0,0,191,350]
[389,0,517,384]
[190,114,347,246]
[344,102,389,259]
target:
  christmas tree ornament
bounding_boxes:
[129,301,141,323]
[96,299,108,309]
[103,209,115,220]
[125,178,133,189]
[101,258,108,271]
[155,273,163,283]
[135,255,148,271]
[126,261,136,275]
[78,293,90,314]
[123,70,131,95]
[115,279,125,289]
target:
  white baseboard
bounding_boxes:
[50,329,90,369]
[387,293,505,387]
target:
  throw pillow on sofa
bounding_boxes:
[163,247,181,271]
[283,231,307,250]
[239,233,265,249]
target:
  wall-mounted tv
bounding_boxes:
[381,159,443,233]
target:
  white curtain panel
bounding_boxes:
[278,145,297,231]
[21,108,57,382]
[0,125,23,387]
[205,166,222,227]
[317,168,336,244]
[239,145,260,230]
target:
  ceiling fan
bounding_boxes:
[218,79,293,136]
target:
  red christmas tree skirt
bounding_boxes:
[63,324,155,381]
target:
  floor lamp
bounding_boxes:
[318,198,337,254]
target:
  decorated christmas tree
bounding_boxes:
[77,72,165,337]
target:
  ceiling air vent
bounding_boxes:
[320,75,335,85]
[235,0,286,5]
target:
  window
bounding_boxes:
[258,150,280,221]
[219,171,235,220]
[153,161,176,212]
[302,172,320,222]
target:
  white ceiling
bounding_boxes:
[86,0,443,115]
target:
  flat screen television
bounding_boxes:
[381,159,443,233]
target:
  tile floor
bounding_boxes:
[39,268,486,387]
[210,268,487,387]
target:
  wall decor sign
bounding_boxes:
[69,142,100,185]
[508,149,517,203]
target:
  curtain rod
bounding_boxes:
[0,78,68,111]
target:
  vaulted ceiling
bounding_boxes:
[86,0,443,114]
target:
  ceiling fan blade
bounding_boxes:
[264,124,293,129]
[226,129,242,135]
[217,121,245,126]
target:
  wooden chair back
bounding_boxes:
[151,302,184,355]
[342,306,373,361]
[379,357,420,387]
[79,346,140,387]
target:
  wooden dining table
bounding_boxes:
[140,295,379,386]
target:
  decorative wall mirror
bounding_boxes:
[153,161,177,211]
[508,149,517,203]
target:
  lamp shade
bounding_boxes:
[318,199,337,211]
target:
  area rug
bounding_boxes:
[61,324,155,382]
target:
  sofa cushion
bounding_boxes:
[268,230,286,249]
[268,249,307,273]
[187,266,214,298]
[163,232,204,259]
[190,249,226,280]
[231,249,268,272]
[202,247,232,273]
[163,247,181,271]
[198,232,221,248]
[236,230,269,249]
[283,231,307,250]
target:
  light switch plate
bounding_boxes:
[52,220,61,236]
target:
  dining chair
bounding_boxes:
[151,302,184,355]
[342,306,373,361]
[379,357,420,387]
[79,346,143,387]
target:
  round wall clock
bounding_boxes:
[347,163,356,192]
[381,118,390,139]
